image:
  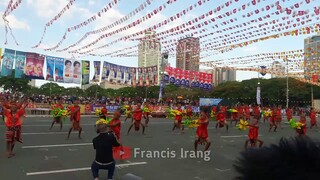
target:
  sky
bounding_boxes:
[0,0,318,88]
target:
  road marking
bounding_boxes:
[22,143,92,149]
[215,168,231,172]
[68,148,78,151]
[44,156,58,160]
[22,132,84,135]
[220,135,262,138]
[26,162,147,176]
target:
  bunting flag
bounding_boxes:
[54,57,64,83]
[32,0,77,48]
[24,53,44,79]
[45,56,55,81]
[2,0,22,45]
[81,60,90,85]
[44,0,121,51]
[1,49,15,77]
[14,51,26,78]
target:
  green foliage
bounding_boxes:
[0,70,31,93]
[0,77,318,106]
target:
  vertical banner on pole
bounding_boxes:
[73,60,82,84]
[92,61,101,82]
[256,86,261,105]
[45,56,55,81]
[15,51,26,78]
[54,57,64,82]
[131,67,137,87]
[81,60,90,85]
[1,49,15,77]
[101,61,107,81]
[63,59,73,83]
[25,53,44,79]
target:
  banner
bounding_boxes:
[25,53,44,79]
[63,59,73,83]
[81,60,90,85]
[131,67,137,87]
[1,49,15,77]
[109,63,116,83]
[199,98,222,106]
[92,61,101,82]
[124,67,130,85]
[45,56,56,81]
[116,65,123,84]
[14,51,26,78]
[101,61,108,81]
[72,60,82,84]
[256,86,261,105]
[152,66,158,85]
[54,57,64,82]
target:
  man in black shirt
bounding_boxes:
[91,121,120,180]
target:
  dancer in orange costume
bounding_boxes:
[245,118,263,149]
[50,99,64,130]
[172,103,184,133]
[127,103,145,135]
[310,108,317,129]
[269,107,278,132]
[215,109,229,132]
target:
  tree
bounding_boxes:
[0,69,31,93]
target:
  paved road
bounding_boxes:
[0,116,319,180]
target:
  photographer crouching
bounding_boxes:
[91,120,121,180]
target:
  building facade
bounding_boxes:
[176,37,200,71]
[271,61,286,78]
[138,31,162,85]
[201,68,236,86]
[304,34,320,80]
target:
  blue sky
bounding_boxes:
[0,0,318,87]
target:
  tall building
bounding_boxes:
[202,68,236,86]
[271,61,286,78]
[138,31,161,85]
[138,31,161,67]
[304,34,320,79]
[176,37,200,71]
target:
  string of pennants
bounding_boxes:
[80,0,319,57]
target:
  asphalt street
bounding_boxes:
[0,116,319,180]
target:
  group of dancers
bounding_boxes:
[2,97,318,158]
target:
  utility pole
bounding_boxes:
[286,59,289,108]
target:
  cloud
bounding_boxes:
[0,12,30,30]
[88,0,97,5]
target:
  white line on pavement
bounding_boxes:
[26,162,148,176]
[22,132,84,135]
[22,143,92,149]
[220,135,262,138]
[215,168,231,172]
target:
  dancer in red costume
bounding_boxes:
[252,105,260,121]
[50,99,64,130]
[275,106,282,129]
[230,105,239,126]
[195,111,211,151]
[186,104,193,119]
[67,99,82,139]
[2,98,28,158]
[127,103,145,135]
[172,103,184,133]
[108,111,122,140]
[269,107,278,132]
[100,105,108,119]
[297,112,307,136]
[215,109,229,132]
[245,118,263,149]
[237,105,244,121]
[286,107,293,121]
[310,108,317,129]
[245,105,251,121]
